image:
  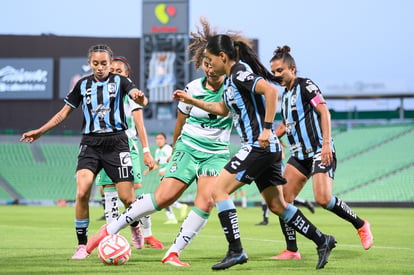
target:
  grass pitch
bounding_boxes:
[1,205,413,274]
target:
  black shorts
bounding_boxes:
[287,152,337,179]
[76,131,134,183]
[224,145,286,193]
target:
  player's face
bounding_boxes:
[202,57,224,86]
[110,61,129,77]
[89,52,111,81]
[155,135,166,147]
[270,59,296,89]
[204,50,225,75]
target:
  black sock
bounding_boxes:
[262,204,268,222]
[279,217,298,252]
[287,209,325,247]
[76,227,88,245]
[218,209,242,253]
[329,197,364,229]
[101,195,105,210]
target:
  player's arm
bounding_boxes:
[173,89,229,117]
[20,104,73,143]
[254,78,278,147]
[172,110,187,147]
[315,102,333,166]
[132,109,155,170]
[129,88,148,106]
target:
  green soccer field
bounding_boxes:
[1,205,413,275]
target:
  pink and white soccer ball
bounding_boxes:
[97,234,131,265]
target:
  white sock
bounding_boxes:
[104,191,119,224]
[241,196,247,208]
[140,215,152,238]
[172,201,183,209]
[165,207,177,220]
[107,194,157,234]
[165,209,208,256]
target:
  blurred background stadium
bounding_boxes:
[0,0,413,207]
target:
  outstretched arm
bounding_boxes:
[20,104,73,143]
[173,89,229,117]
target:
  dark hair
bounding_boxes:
[189,17,253,70]
[88,44,113,60]
[206,34,279,82]
[270,45,296,70]
[112,56,132,75]
[156,132,167,139]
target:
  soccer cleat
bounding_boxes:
[145,236,164,249]
[357,220,374,250]
[316,235,336,269]
[211,250,248,270]
[304,200,315,214]
[179,204,188,221]
[270,250,301,259]
[164,218,178,224]
[86,224,109,254]
[162,252,190,266]
[130,224,144,249]
[255,220,268,226]
[71,244,89,259]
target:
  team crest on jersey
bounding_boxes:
[169,163,177,173]
[290,94,297,106]
[108,83,117,97]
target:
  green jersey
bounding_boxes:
[177,77,233,154]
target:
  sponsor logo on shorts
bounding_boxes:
[120,152,132,166]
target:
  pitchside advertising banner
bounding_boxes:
[0,58,53,99]
[59,57,91,99]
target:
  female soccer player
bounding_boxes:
[20,44,148,259]
[95,56,163,250]
[172,34,337,270]
[86,21,236,266]
[269,45,373,259]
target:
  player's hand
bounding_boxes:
[321,143,333,166]
[173,90,191,103]
[130,89,147,106]
[19,129,42,143]
[143,152,156,171]
[258,129,271,148]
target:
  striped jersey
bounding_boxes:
[223,61,280,152]
[64,73,137,134]
[280,77,335,159]
[177,76,233,154]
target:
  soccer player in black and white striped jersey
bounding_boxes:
[269,46,373,260]
[20,44,150,259]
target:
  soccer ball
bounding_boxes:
[97,234,131,265]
